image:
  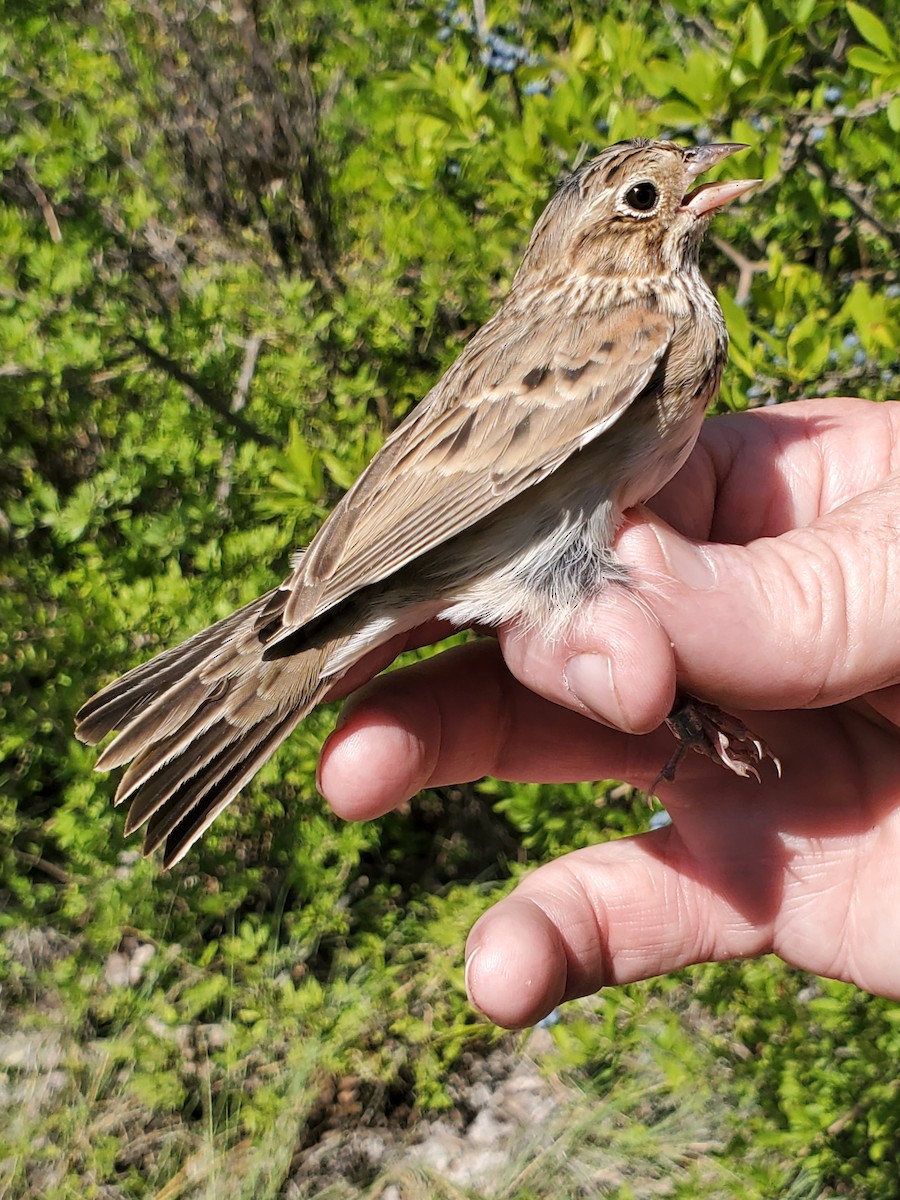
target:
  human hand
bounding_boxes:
[318,397,900,1027]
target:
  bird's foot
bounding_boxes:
[653,695,781,790]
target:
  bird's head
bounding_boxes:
[519,139,758,281]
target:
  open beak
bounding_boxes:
[679,142,759,216]
[683,177,760,216]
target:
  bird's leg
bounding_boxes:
[653,694,782,789]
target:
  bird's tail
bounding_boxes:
[75,590,333,866]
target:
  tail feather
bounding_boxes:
[116,655,329,826]
[76,587,336,865]
[95,677,227,773]
[75,592,281,745]
[139,705,316,864]
[114,690,255,810]
[95,640,283,774]
[144,708,304,866]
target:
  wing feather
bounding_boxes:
[268,302,674,638]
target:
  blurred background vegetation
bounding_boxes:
[2,0,899,1196]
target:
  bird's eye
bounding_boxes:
[623,181,658,212]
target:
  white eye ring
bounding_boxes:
[618,180,659,216]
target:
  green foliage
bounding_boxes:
[2,0,898,1196]
[694,962,900,1196]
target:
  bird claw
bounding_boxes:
[652,697,781,792]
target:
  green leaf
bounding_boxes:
[847,2,895,57]
[744,4,768,69]
[653,100,703,126]
[846,46,891,73]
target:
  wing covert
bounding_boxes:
[273,303,674,632]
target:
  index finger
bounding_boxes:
[650,396,900,543]
[317,638,670,822]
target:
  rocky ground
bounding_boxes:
[2,924,736,1200]
[289,1033,567,1197]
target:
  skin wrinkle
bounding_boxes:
[747,415,817,534]
[712,416,780,542]
[574,834,768,981]
[776,841,857,978]
[628,842,703,966]
[851,709,895,828]
[597,854,665,974]
[617,695,647,793]
[773,708,892,982]
[848,804,900,983]
[429,644,499,788]
[863,406,900,485]
[681,857,734,966]
[859,826,900,991]
[407,715,438,801]
[843,533,880,683]
[818,494,900,695]
[695,892,741,966]
[805,402,830,530]
[776,529,848,706]
[733,532,834,708]
[838,906,867,988]
[799,402,897,513]
[780,414,822,528]
[665,843,714,964]
[483,642,519,784]
[718,412,798,538]
[670,830,775,962]
[552,860,614,997]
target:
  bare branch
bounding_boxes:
[806,151,900,250]
[20,164,62,242]
[473,0,488,40]
[712,236,770,305]
[215,333,266,508]
[130,333,277,447]
[232,333,264,414]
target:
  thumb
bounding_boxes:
[463,826,774,1029]
[618,479,900,710]
[499,477,900,733]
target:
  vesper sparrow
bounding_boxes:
[77,138,776,866]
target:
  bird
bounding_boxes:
[76,137,776,867]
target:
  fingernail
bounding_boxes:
[618,521,718,590]
[316,714,349,793]
[655,528,718,590]
[464,945,486,1014]
[564,652,632,730]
